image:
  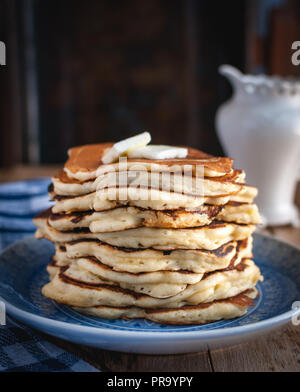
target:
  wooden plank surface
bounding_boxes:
[0,164,60,182]
[1,166,300,372]
[43,322,300,372]
[210,324,300,372]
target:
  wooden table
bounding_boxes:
[1,165,300,372]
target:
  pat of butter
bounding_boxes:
[127,145,188,160]
[102,132,151,164]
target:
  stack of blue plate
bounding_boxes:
[0,178,52,250]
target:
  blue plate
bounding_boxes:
[0,233,300,354]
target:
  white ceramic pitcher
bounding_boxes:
[216,65,300,226]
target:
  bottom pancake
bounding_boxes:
[42,258,262,306]
[75,289,258,325]
[45,260,258,324]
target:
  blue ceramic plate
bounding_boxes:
[0,233,300,354]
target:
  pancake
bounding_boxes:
[52,245,71,266]
[49,237,250,283]
[216,202,261,225]
[48,257,204,285]
[93,224,255,251]
[49,261,189,298]
[64,144,234,181]
[47,258,63,281]
[48,205,223,231]
[95,171,243,197]
[53,237,252,275]
[49,238,251,294]
[73,289,257,324]
[50,184,258,213]
[52,168,246,197]
[52,170,95,196]
[35,212,255,251]
[48,203,260,232]
[42,258,262,308]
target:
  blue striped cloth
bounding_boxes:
[0,178,99,372]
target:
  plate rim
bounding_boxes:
[1,293,297,341]
[1,232,300,340]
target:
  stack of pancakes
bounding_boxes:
[34,143,263,325]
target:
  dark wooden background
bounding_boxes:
[0,0,299,167]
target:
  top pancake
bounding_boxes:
[64,144,234,181]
